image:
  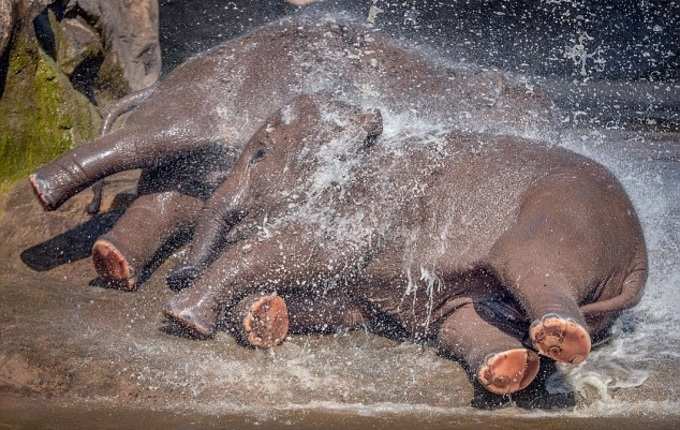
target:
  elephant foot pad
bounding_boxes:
[92,240,135,290]
[242,294,289,348]
[29,174,53,211]
[478,348,540,395]
[530,315,592,364]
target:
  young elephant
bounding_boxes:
[156,94,646,395]
[28,14,552,214]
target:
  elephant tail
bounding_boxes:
[86,84,158,215]
[101,83,158,135]
[581,245,648,317]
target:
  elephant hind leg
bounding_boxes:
[92,191,202,290]
[529,315,591,365]
[30,125,207,211]
[438,300,540,395]
[488,247,592,364]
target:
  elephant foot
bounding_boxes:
[530,314,592,364]
[29,174,58,211]
[92,240,136,290]
[478,348,540,395]
[239,294,289,348]
[162,294,217,339]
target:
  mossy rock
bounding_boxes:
[0,31,101,192]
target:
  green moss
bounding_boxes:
[0,31,100,191]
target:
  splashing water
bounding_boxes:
[549,123,680,409]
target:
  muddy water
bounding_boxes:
[1,395,679,430]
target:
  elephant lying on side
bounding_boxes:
[26,15,646,396]
[126,95,647,395]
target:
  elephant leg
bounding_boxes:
[86,85,158,215]
[92,191,202,290]
[438,301,540,395]
[166,163,251,291]
[163,224,348,339]
[489,250,592,364]
[29,125,210,211]
[488,202,594,365]
[228,291,367,348]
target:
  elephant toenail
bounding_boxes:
[570,355,585,364]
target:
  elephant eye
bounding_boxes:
[250,148,267,165]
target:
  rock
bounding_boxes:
[51,12,102,76]
[0,0,14,58]
[65,0,161,96]
[0,30,100,189]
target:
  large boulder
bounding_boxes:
[0,0,161,189]
[0,24,100,190]
[64,0,160,97]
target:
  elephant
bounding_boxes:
[29,12,552,215]
[147,94,648,395]
[26,15,646,396]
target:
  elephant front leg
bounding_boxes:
[163,225,351,339]
[438,301,540,395]
[166,165,252,291]
[92,191,202,289]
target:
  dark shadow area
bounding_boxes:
[20,191,136,271]
[0,35,9,98]
[470,359,576,410]
[159,0,291,75]
[20,208,125,271]
[69,54,104,105]
[159,0,679,82]
[159,320,203,340]
[32,2,66,61]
